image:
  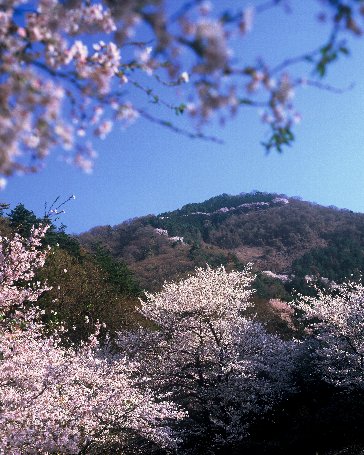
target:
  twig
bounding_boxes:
[138,110,224,144]
[299,79,354,94]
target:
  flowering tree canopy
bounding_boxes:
[0,0,363,181]
[119,266,296,451]
[0,226,185,454]
[295,280,364,390]
[0,223,50,313]
[0,320,185,453]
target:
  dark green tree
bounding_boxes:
[8,203,39,237]
[93,244,140,296]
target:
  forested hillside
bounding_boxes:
[79,191,364,293]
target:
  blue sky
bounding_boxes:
[3,1,364,233]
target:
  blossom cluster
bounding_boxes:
[0,0,127,176]
[0,224,50,313]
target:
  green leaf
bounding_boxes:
[339,46,350,56]
[239,98,254,105]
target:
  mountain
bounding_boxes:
[78,191,364,293]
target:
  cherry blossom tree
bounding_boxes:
[294,280,364,390]
[119,266,297,452]
[0,320,185,453]
[0,223,50,313]
[1,0,363,183]
[0,226,185,454]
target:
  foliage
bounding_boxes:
[92,244,140,296]
[292,234,364,282]
[8,203,39,237]
[159,192,277,218]
[253,273,291,301]
[37,248,140,343]
[7,202,81,256]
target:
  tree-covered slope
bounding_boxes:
[79,191,364,292]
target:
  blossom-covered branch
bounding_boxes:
[0,0,363,180]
